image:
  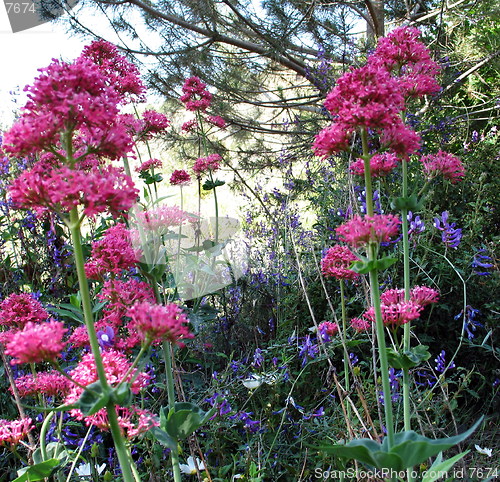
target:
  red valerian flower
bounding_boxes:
[0,418,34,448]
[321,245,359,280]
[136,158,163,173]
[127,302,194,344]
[349,153,399,178]
[13,371,71,398]
[6,321,67,365]
[192,154,222,176]
[0,293,49,329]
[336,214,401,248]
[419,150,465,183]
[170,169,192,186]
[180,76,212,112]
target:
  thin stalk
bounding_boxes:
[339,281,351,421]
[163,341,182,482]
[361,128,395,447]
[209,172,219,245]
[68,208,136,482]
[39,411,56,461]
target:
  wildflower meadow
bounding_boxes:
[0,4,498,482]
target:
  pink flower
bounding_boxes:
[364,302,421,327]
[410,286,440,307]
[78,40,146,102]
[6,321,67,365]
[180,77,212,112]
[321,245,359,280]
[85,224,138,280]
[135,205,192,232]
[318,321,339,340]
[135,110,170,140]
[380,122,421,155]
[127,302,193,344]
[2,58,129,158]
[84,406,158,439]
[14,371,71,398]
[207,115,227,129]
[0,418,34,448]
[419,150,465,183]
[170,169,191,186]
[192,154,222,176]
[65,350,151,435]
[380,288,405,305]
[313,122,352,157]
[136,158,163,173]
[98,278,155,328]
[9,163,138,218]
[349,153,399,178]
[336,214,401,248]
[0,293,49,329]
[324,63,405,130]
[181,119,198,132]
[350,317,372,332]
[369,27,441,98]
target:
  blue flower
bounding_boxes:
[434,211,462,248]
[471,248,494,276]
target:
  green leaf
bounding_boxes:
[202,179,226,191]
[165,402,215,440]
[149,426,177,450]
[14,459,60,482]
[391,194,425,212]
[422,451,469,482]
[351,256,397,274]
[313,417,483,471]
[78,381,110,416]
[111,383,133,407]
[387,345,431,369]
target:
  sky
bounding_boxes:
[0,6,85,127]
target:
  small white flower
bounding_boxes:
[242,375,263,389]
[475,444,493,457]
[75,462,106,477]
[179,456,206,475]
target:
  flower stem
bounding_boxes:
[361,128,395,447]
[339,281,351,421]
[68,208,136,482]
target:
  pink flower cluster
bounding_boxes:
[361,285,439,328]
[0,418,33,448]
[350,317,372,332]
[0,293,49,329]
[336,214,401,248]
[181,119,198,132]
[79,40,146,103]
[5,321,67,365]
[2,58,130,159]
[419,150,465,183]
[313,26,443,159]
[136,158,163,173]
[207,115,227,129]
[134,110,170,141]
[65,350,153,438]
[369,26,441,98]
[193,154,222,176]
[89,406,158,439]
[135,205,192,232]
[313,63,420,156]
[318,321,339,340]
[170,169,192,186]
[14,371,71,398]
[180,76,212,112]
[349,153,399,178]
[9,163,138,218]
[127,302,193,344]
[321,245,359,280]
[85,224,138,280]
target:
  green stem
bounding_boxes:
[339,281,351,422]
[39,411,56,461]
[210,172,219,245]
[361,128,395,447]
[68,208,136,482]
[163,341,182,482]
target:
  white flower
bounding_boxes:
[75,462,106,477]
[242,375,263,389]
[475,444,493,457]
[179,456,206,475]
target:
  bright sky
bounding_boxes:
[0,6,85,128]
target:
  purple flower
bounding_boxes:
[435,350,455,373]
[455,305,483,339]
[434,211,462,248]
[472,249,493,276]
[408,211,425,236]
[252,348,263,367]
[298,335,319,366]
[97,326,114,349]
